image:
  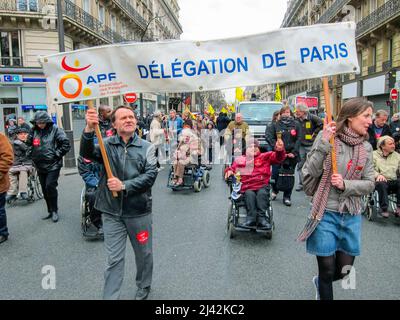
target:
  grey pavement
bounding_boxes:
[1,165,400,299]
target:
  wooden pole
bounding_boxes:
[322,77,337,174]
[87,100,118,198]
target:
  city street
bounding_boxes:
[1,165,399,300]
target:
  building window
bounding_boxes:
[0,31,22,67]
[98,4,105,24]
[111,14,116,31]
[17,0,38,12]
[83,0,90,13]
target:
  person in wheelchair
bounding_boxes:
[6,127,33,202]
[373,135,400,218]
[172,119,203,186]
[224,138,285,229]
[77,156,103,237]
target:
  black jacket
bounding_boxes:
[12,139,32,166]
[367,123,391,150]
[27,111,71,172]
[99,118,113,138]
[296,113,323,146]
[80,132,158,217]
[216,113,231,132]
[266,116,301,168]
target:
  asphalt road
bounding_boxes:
[1,165,399,300]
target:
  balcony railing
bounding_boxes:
[317,0,349,23]
[113,0,147,31]
[356,0,400,38]
[382,60,392,72]
[63,0,125,43]
[368,65,376,74]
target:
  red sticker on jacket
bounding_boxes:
[136,231,149,244]
[290,129,297,136]
[347,160,353,171]
[106,129,113,137]
[33,138,40,147]
[356,166,363,171]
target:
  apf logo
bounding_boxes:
[59,57,92,99]
[58,57,117,99]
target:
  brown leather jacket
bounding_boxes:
[0,133,14,193]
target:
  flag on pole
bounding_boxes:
[275,84,281,102]
[208,104,215,115]
[229,104,235,112]
[235,87,244,102]
[221,106,228,113]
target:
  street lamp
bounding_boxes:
[139,14,166,118]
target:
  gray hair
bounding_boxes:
[296,103,308,113]
[375,109,388,118]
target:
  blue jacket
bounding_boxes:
[77,156,101,188]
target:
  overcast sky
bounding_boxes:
[178,0,288,102]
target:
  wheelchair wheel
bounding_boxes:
[388,194,397,213]
[202,170,211,188]
[194,179,202,192]
[367,192,378,221]
[27,179,35,202]
[33,171,43,199]
[227,204,236,239]
[360,195,368,215]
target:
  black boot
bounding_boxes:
[242,216,256,227]
[257,215,271,230]
[42,212,53,220]
[52,212,59,223]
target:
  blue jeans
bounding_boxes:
[0,192,8,237]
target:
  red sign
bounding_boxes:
[124,92,137,103]
[296,96,318,108]
[390,88,398,101]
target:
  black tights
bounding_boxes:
[316,251,355,300]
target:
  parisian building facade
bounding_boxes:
[0,0,182,135]
[281,0,400,116]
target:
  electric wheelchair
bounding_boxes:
[167,164,211,192]
[226,176,274,240]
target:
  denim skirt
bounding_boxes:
[306,210,362,257]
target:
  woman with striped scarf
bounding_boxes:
[298,98,375,300]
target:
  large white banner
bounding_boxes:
[40,22,359,104]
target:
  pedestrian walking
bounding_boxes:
[294,103,323,191]
[81,105,158,300]
[0,132,14,244]
[26,111,71,223]
[150,111,166,170]
[298,97,375,300]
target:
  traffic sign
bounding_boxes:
[124,92,137,103]
[390,88,398,101]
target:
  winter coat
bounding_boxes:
[149,118,165,146]
[296,113,323,146]
[225,149,286,193]
[224,121,250,141]
[302,131,375,213]
[78,156,101,188]
[367,123,391,150]
[216,113,231,132]
[174,128,203,165]
[26,111,71,173]
[80,132,158,218]
[267,116,301,169]
[373,149,400,181]
[0,133,14,193]
[12,139,32,166]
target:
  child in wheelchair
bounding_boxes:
[6,127,33,202]
[78,156,103,238]
[224,137,285,229]
[373,135,400,218]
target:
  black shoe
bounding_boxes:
[257,216,272,230]
[242,219,256,227]
[52,212,59,223]
[295,185,303,192]
[135,286,150,300]
[6,195,16,202]
[42,212,53,220]
[0,235,8,244]
[284,199,292,206]
[20,192,29,200]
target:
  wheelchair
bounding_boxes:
[226,176,274,240]
[6,168,43,206]
[80,185,103,240]
[362,190,397,221]
[167,163,211,192]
